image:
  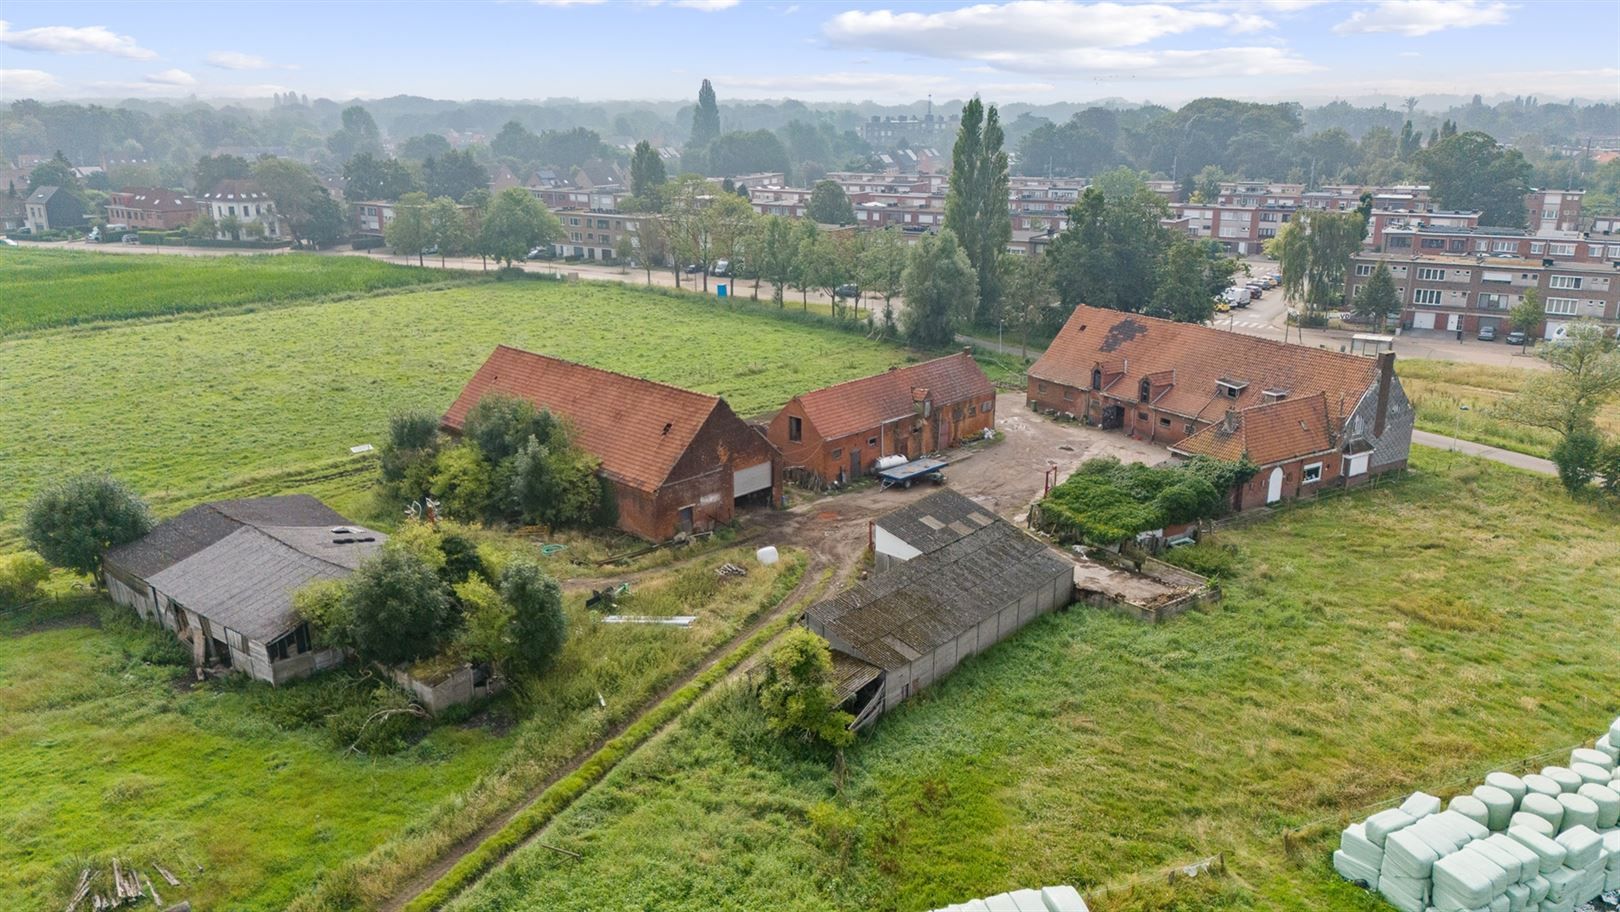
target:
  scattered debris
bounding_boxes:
[715,562,748,578]
[538,842,582,860]
[601,615,697,627]
[586,582,630,610]
[348,443,375,455]
[64,868,91,912]
[538,543,567,556]
[144,875,162,908]
[153,864,180,888]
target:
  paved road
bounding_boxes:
[1412,430,1556,476]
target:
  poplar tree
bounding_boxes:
[944,98,1011,325]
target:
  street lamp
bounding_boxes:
[1454,403,1470,450]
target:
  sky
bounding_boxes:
[1,0,1616,108]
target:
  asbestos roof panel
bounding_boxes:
[874,489,1000,556]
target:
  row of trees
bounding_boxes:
[384,186,562,267]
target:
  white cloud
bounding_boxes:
[206,51,281,70]
[89,78,290,99]
[0,20,156,59]
[825,2,1263,56]
[671,0,740,9]
[1333,1,1511,36]
[145,68,197,86]
[1,68,61,94]
[722,71,955,93]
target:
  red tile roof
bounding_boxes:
[1030,306,1380,424]
[790,352,994,441]
[1170,392,1336,466]
[443,346,724,494]
[109,187,196,213]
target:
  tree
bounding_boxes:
[1267,209,1365,314]
[1000,254,1056,358]
[386,192,433,265]
[859,228,908,327]
[630,140,667,199]
[462,393,559,464]
[217,213,242,241]
[423,149,489,203]
[491,121,543,164]
[1191,164,1227,203]
[1353,261,1400,327]
[1417,131,1532,228]
[901,228,976,348]
[24,473,153,577]
[427,196,471,265]
[1148,237,1219,324]
[755,214,797,306]
[327,105,382,162]
[27,151,83,196]
[1551,426,1604,495]
[944,97,1012,324]
[703,191,758,288]
[345,546,455,666]
[294,578,355,651]
[1046,183,1170,317]
[806,180,855,225]
[662,175,716,290]
[479,187,562,267]
[704,130,789,178]
[253,157,339,247]
[1509,289,1543,350]
[757,628,854,749]
[399,133,452,162]
[500,558,568,678]
[344,153,419,202]
[1498,320,1620,444]
[689,79,721,151]
[506,431,603,528]
[192,153,250,194]
[380,409,442,502]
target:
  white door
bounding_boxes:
[1446,313,1461,332]
[1413,311,1436,330]
[732,461,772,499]
[1266,467,1284,504]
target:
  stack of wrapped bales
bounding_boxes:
[1334,715,1620,911]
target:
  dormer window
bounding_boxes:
[1262,389,1289,403]
[1139,379,1152,402]
[1216,378,1249,400]
[1091,368,1102,390]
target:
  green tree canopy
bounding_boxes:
[1418,131,1532,227]
[385,191,433,265]
[806,180,855,225]
[758,628,854,749]
[1353,261,1400,326]
[1267,209,1365,313]
[423,149,488,203]
[24,473,153,577]
[901,228,976,348]
[479,187,562,267]
[945,97,1011,324]
[345,546,456,666]
[344,153,419,202]
[500,558,568,678]
[1046,182,1171,317]
[630,140,667,199]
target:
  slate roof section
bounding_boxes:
[874,489,999,556]
[442,346,726,494]
[1170,393,1337,466]
[807,520,1071,673]
[1029,306,1379,424]
[104,495,384,644]
[791,352,994,440]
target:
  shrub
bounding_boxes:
[430,443,496,522]
[1552,426,1603,494]
[1038,457,1243,546]
[454,576,514,673]
[500,558,566,678]
[0,552,51,609]
[380,410,442,502]
[758,628,853,749]
[24,473,153,576]
[293,578,354,651]
[1160,541,1240,579]
[345,546,456,666]
[462,394,559,464]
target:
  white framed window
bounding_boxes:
[1413,288,1442,305]
[1355,263,1374,277]
[1549,275,1582,290]
[1477,293,1509,310]
[1589,245,1607,258]
[1417,267,1446,281]
[1492,241,1517,252]
[1302,463,1323,484]
[1545,297,1578,316]
[1530,242,1545,254]
[1475,240,1490,251]
[1549,243,1576,256]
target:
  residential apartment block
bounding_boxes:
[105,187,198,231]
[1526,189,1584,235]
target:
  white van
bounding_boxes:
[1222,286,1251,307]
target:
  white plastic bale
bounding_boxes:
[1522,774,1563,799]
[1449,794,1492,829]
[1541,865,1583,903]
[1504,881,1530,912]
[1431,847,1503,910]
[1483,833,1540,885]
[1400,791,1443,819]
[1605,831,1620,870]
[1570,762,1610,786]
[1473,784,1516,831]
[1554,825,1602,869]
[1526,873,1550,903]
[1339,823,1384,870]
[1506,825,1568,875]
[1484,772,1528,806]
[1470,834,1526,885]
[1554,793,1599,832]
[1575,782,1619,829]
[1595,734,1620,764]
[1519,792,1565,831]
[1365,807,1417,847]
[1333,849,1380,888]
[1541,766,1583,794]
[1610,716,1620,746]
[1432,809,1490,843]
[1571,747,1615,773]
[1508,812,1556,839]
[1382,827,1443,878]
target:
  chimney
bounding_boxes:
[1373,350,1395,437]
[1222,409,1240,433]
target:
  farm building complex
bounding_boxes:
[766,351,995,486]
[102,495,385,684]
[444,346,781,541]
[1027,306,1413,508]
[806,490,1073,728]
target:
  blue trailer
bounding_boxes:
[877,457,948,490]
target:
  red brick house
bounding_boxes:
[1028,306,1412,506]
[443,346,781,541]
[766,352,995,485]
[105,187,198,231]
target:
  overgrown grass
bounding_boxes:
[0,248,465,335]
[447,448,1620,912]
[1398,358,1620,459]
[287,549,806,912]
[0,279,915,535]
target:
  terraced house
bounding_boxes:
[1028,306,1412,508]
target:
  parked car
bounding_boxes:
[1245,283,1264,301]
[121,233,141,245]
[834,283,860,298]
[1222,286,1251,308]
[1477,325,1498,342]
[684,263,704,274]
[525,246,548,260]
[1505,330,1528,346]
[1,237,18,247]
[710,259,731,277]
[1215,300,1232,314]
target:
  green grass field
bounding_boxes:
[4,547,802,910]
[0,278,910,533]
[0,248,463,335]
[1399,358,1620,459]
[448,448,1620,912]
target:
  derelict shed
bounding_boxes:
[103,495,384,684]
[442,346,781,541]
[807,492,1073,728]
[870,487,1000,571]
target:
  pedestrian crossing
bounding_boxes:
[1215,319,1275,331]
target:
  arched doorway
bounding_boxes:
[1266,467,1284,504]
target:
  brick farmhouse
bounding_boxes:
[766,352,995,486]
[1027,306,1413,508]
[443,346,781,541]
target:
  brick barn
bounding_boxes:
[1027,306,1412,506]
[766,351,995,486]
[443,346,781,541]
